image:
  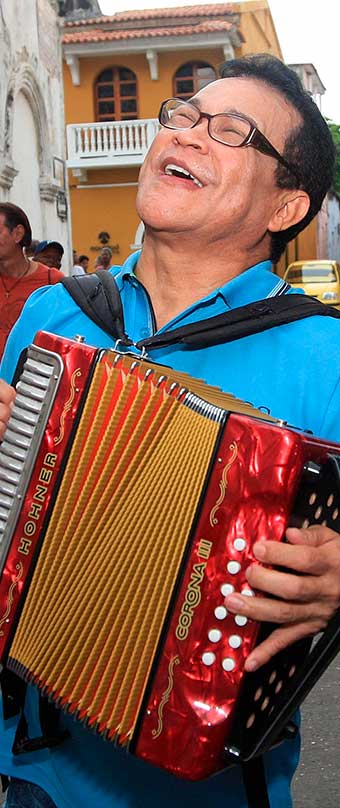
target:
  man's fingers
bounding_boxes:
[225,591,330,627]
[0,380,15,407]
[253,537,331,575]
[286,525,340,548]
[245,623,314,672]
[0,381,15,440]
[245,563,319,602]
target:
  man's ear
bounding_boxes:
[268,191,310,233]
[13,224,25,246]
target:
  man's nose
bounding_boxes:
[172,119,210,151]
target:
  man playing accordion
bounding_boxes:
[0,54,340,808]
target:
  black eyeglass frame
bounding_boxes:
[159,98,300,186]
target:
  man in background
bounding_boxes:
[0,204,62,358]
[72,254,89,275]
[95,246,113,270]
[33,240,64,271]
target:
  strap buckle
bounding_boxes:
[113,339,149,360]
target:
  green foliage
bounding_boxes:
[328,121,340,196]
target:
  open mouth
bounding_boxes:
[164,163,203,188]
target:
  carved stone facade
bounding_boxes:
[59,0,102,19]
[0,0,72,268]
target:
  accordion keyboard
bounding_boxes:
[0,346,63,569]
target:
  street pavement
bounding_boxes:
[292,657,340,808]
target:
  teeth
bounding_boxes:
[164,164,203,188]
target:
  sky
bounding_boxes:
[98,0,340,122]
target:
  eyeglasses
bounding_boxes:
[159,98,300,185]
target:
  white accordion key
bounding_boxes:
[222,657,236,672]
[233,538,247,551]
[221,583,234,597]
[227,561,241,575]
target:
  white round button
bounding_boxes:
[234,538,247,551]
[215,606,228,620]
[229,634,242,649]
[222,657,236,672]
[208,629,222,643]
[221,583,234,597]
[202,652,216,666]
[241,588,254,597]
[235,614,248,627]
[227,561,241,575]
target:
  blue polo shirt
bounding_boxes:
[1,251,340,808]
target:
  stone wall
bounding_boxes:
[0,0,72,272]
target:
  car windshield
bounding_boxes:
[287,265,337,283]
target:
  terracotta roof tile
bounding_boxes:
[63,19,235,44]
[64,3,236,27]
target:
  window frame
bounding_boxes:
[173,61,217,100]
[94,66,139,122]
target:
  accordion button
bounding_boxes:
[227,561,241,575]
[202,652,216,666]
[208,629,222,643]
[229,635,242,649]
[222,657,235,672]
[235,615,248,627]
[241,588,254,597]
[234,538,247,551]
[215,606,228,620]
[221,583,234,597]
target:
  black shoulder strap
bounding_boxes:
[242,757,271,808]
[61,272,340,350]
[143,295,340,349]
[62,271,128,342]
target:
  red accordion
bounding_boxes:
[0,331,339,780]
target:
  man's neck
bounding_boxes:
[0,251,32,278]
[136,236,267,330]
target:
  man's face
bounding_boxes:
[137,77,301,246]
[80,258,89,271]
[100,250,112,268]
[0,214,23,260]
[36,247,62,269]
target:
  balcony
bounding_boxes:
[66,118,160,171]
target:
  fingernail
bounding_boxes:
[224,594,244,611]
[254,542,266,560]
[246,658,259,672]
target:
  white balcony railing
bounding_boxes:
[66,118,160,170]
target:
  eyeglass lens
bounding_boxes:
[161,100,252,146]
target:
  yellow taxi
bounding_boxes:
[283,260,340,307]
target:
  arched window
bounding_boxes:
[173,62,217,100]
[95,67,138,122]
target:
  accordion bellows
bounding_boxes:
[10,351,223,742]
[0,331,339,780]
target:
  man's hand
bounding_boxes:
[224,525,340,672]
[0,380,15,440]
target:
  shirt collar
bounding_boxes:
[117,250,140,281]
[216,260,279,307]
[113,252,279,308]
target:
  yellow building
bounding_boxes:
[62,0,283,267]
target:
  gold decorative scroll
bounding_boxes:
[152,656,180,739]
[0,563,23,636]
[209,441,238,526]
[54,369,82,445]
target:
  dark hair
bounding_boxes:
[78,255,89,263]
[219,54,335,263]
[0,202,32,248]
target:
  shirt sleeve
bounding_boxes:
[0,284,74,383]
[318,374,340,444]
